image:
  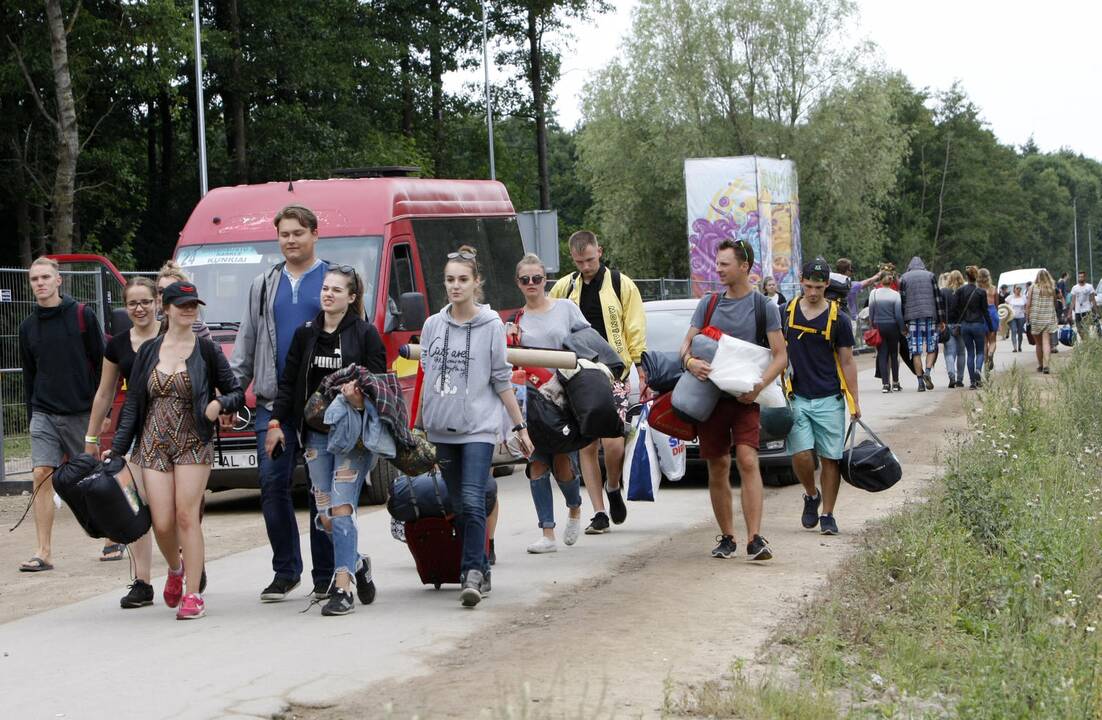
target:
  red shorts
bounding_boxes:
[697,398,760,459]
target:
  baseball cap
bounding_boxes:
[160,281,206,306]
[801,258,831,282]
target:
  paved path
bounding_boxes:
[0,342,1025,720]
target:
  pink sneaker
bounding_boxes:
[176,593,205,620]
[164,565,184,608]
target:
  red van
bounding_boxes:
[171,176,527,501]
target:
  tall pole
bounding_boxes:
[481,0,496,181]
[193,0,209,196]
[1089,221,1094,282]
[1073,197,1079,278]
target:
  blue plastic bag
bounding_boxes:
[624,406,661,502]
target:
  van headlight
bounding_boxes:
[764,440,785,451]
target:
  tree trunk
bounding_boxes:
[146,46,158,215]
[528,7,550,209]
[932,134,951,259]
[45,0,79,253]
[428,0,445,176]
[225,0,248,183]
[400,53,415,138]
[16,175,32,266]
[159,87,174,202]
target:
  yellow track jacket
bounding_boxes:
[549,268,647,379]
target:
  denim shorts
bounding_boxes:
[907,318,938,355]
[788,395,847,460]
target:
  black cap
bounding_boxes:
[801,257,831,282]
[161,280,205,306]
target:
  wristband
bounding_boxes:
[512,422,528,432]
[84,435,99,444]
[267,419,281,429]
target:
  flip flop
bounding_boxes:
[100,543,126,562]
[19,557,54,572]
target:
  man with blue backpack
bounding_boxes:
[782,258,862,536]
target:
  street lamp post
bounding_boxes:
[1073,197,1079,278]
[193,0,209,196]
[481,0,496,181]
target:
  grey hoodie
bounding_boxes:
[420,303,512,445]
[899,256,945,323]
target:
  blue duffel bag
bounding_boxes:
[387,470,498,523]
[641,350,683,393]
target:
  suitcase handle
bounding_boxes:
[844,418,888,475]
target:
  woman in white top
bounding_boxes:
[762,276,787,306]
[1007,285,1027,352]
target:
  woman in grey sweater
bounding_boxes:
[868,273,905,392]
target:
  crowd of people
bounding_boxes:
[19,205,1080,618]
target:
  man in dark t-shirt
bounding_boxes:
[784,258,861,537]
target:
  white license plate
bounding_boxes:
[214,450,258,470]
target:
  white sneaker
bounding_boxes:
[526,536,558,554]
[564,516,581,546]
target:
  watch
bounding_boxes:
[512,422,528,432]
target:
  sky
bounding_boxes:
[540,0,1102,161]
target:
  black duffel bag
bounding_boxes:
[54,453,151,544]
[840,418,902,492]
[641,350,683,393]
[388,470,497,522]
[526,383,592,454]
[564,367,623,438]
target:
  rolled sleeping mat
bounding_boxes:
[672,334,721,422]
[400,344,578,369]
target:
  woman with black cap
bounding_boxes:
[108,281,243,620]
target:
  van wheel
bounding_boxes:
[763,467,799,487]
[363,460,397,506]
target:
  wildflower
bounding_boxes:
[1088,626,1097,633]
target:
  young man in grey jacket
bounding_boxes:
[899,256,946,391]
[230,205,334,602]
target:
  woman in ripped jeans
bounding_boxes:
[267,265,387,615]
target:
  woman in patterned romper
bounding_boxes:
[108,282,243,620]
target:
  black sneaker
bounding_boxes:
[923,371,934,390]
[891,383,902,392]
[916,381,926,392]
[747,534,773,561]
[819,514,839,535]
[120,579,154,609]
[321,589,355,616]
[354,557,376,605]
[313,577,336,601]
[488,538,496,566]
[606,486,627,525]
[711,535,738,559]
[882,384,890,393]
[801,491,821,529]
[584,512,611,535]
[480,571,492,596]
[260,575,300,603]
[460,570,483,608]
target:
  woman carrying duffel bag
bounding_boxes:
[507,253,591,555]
[266,265,387,616]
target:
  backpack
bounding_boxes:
[566,268,624,308]
[699,291,768,348]
[781,298,855,413]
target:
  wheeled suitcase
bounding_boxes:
[404,516,463,589]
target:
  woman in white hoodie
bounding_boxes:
[419,246,532,607]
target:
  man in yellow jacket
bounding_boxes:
[549,231,647,533]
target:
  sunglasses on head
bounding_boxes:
[518,274,545,286]
[447,251,476,260]
[327,263,357,276]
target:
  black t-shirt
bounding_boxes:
[786,301,855,399]
[578,266,608,340]
[307,329,343,399]
[103,329,148,385]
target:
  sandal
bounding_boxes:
[19,557,54,572]
[100,543,126,562]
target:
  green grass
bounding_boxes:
[668,340,1102,719]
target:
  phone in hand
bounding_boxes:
[269,441,284,460]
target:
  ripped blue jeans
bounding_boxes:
[303,431,375,578]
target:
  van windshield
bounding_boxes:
[176,236,382,324]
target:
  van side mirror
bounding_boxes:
[398,292,427,331]
[384,292,427,333]
[109,307,132,337]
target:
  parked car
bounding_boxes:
[641,298,797,486]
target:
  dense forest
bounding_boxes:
[2,0,1100,280]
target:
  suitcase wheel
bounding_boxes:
[434,582,442,589]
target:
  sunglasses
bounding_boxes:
[447,251,476,260]
[328,263,357,276]
[518,274,545,286]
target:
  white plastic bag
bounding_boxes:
[756,379,787,409]
[708,333,771,395]
[623,406,661,501]
[650,424,687,481]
